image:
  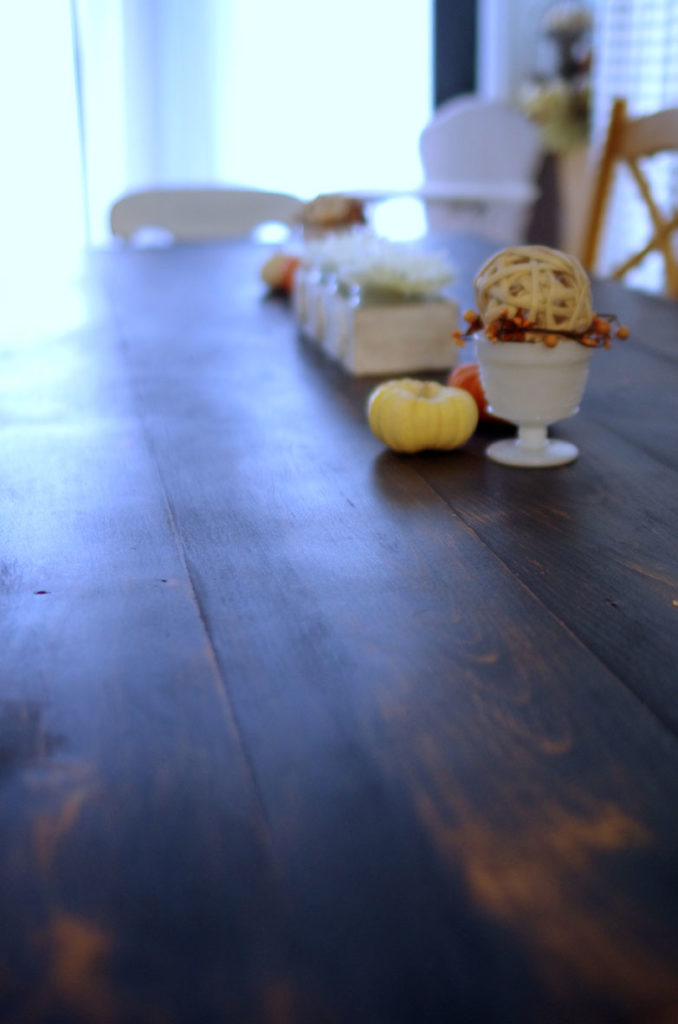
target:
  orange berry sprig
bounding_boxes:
[452,310,483,346]
[452,308,629,349]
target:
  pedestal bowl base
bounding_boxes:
[485,437,579,468]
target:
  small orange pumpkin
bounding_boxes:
[260,253,301,294]
[447,362,501,421]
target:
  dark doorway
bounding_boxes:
[434,0,477,106]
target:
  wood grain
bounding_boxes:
[0,291,292,1022]
[1,239,677,1023]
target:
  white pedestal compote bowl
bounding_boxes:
[475,334,594,467]
[466,244,620,469]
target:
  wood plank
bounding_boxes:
[419,427,677,699]
[98,242,678,1021]
[0,307,295,1022]
[141,411,678,1022]
[414,320,678,724]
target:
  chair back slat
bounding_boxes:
[619,108,678,161]
[110,187,304,243]
[580,98,678,298]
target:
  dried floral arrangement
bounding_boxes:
[519,1,593,152]
[453,245,628,348]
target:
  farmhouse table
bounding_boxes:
[1,235,677,1024]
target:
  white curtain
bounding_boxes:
[591,0,678,293]
[0,0,432,252]
[0,0,86,272]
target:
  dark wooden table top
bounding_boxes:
[1,235,677,1024]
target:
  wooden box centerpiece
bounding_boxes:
[293,231,460,377]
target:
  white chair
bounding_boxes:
[418,95,543,245]
[109,186,304,243]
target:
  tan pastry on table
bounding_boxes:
[299,194,366,237]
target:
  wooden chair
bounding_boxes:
[418,95,542,245]
[580,98,678,297]
[109,186,304,243]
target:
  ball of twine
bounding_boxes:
[473,245,592,335]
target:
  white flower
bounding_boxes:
[303,227,378,272]
[303,231,455,297]
[340,245,455,298]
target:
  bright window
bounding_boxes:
[1,0,433,251]
[591,0,678,293]
[0,0,85,268]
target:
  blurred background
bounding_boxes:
[1,0,676,291]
